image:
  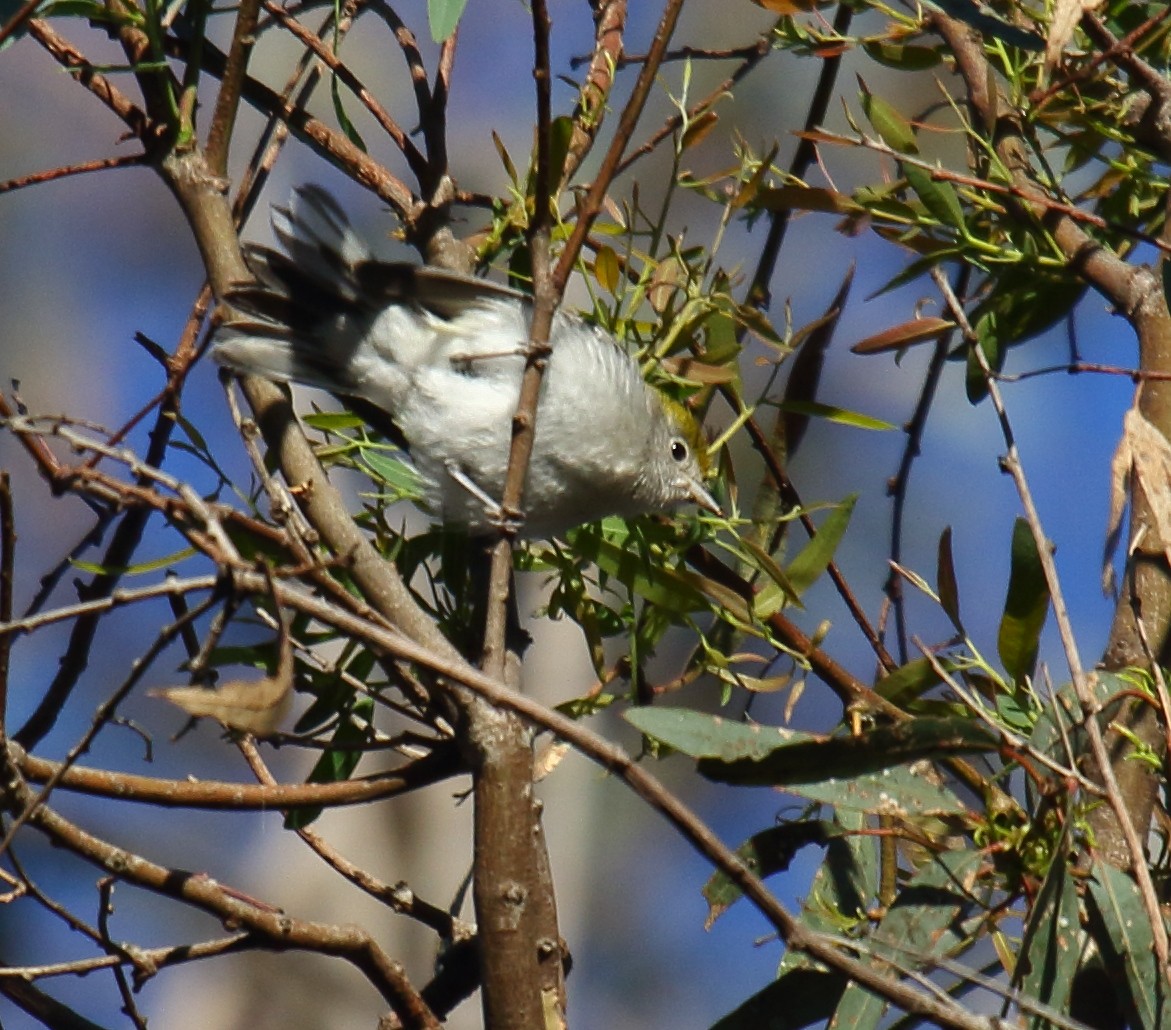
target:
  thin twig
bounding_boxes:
[932,265,1171,982]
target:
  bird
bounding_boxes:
[211,185,719,537]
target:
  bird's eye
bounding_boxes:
[670,438,689,463]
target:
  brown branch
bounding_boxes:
[931,9,1171,899]
[0,154,149,194]
[260,0,429,182]
[164,32,418,220]
[615,28,772,178]
[206,0,261,175]
[562,0,626,184]
[552,0,686,293]
[14,745,460,811]
[0,472,11,737]
[467,4,565,1026]
[934,265,1171,982]
[26,19,154,141]
[91,566,999,1029]
[5,775,440,1027]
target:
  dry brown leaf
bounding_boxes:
[151,573,295,737]
[1046,0,1103,72]
[1103,406,1171,594]
[533,739,570,783]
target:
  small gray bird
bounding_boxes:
[212,186,718,537]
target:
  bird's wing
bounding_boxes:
[353,263,530,320]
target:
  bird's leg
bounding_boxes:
[445,462,526,533]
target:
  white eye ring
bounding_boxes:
[670,438,689,463]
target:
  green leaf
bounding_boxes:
[1087,860,1167,1029]
[624,707,805,761]
[919,0,1044,51]
[777,400,894,433]
[330,72,367,152]
[997,518,1050,685]
[788,759,969,817]
[862,40,942,71]
[903,163,965,232]
[1016,843,1080,1028]
[285,697,374,830]
[711,968,846,1030]
[303,411,366,432]
[832,850,984,1026]
[752,185,862,215]
[697,716,994,795]
[546,115,574,188]
[361,449,426,500]
[776,808,876,983]
[739,539,803,616]
[964,327,1002,404]
[427,0,467,41]
[859,81,917,154]
[71,547,197,576]
[594,246,620,294]
[1030,672,1129,767]
[569,524,716,616]
[703,822,839,926]
[875,656,952,706]
[970,276,1085,351]
[937,526,962,631]
[785,495,856,596]
[0,0,45,47]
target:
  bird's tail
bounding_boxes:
[212,185,384,396]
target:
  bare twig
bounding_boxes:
[932,265,1171,982]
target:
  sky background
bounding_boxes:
[0,1,1137,1026]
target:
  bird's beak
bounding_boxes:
[687,479,723,517]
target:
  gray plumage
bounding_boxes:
[212,186,716,536]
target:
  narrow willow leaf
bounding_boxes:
[427,0,467,40]
[71,547,196,576]
[330,73,366,152]
[703,822,838,926]
[997,518,1050,685]
[303,411,366,431]
[850,316,955,354]
[361,450,426,499]
[624,706,805,761]
[740,538,803,611]
[285,696,374,830]
[712,968,846,1030]
[858,80,917,154]
[903,163,965,231]
[777,401,895,432]
[785,495,857,596]
[594,245,620,294]
[752,185,861,214]
[777,809,876,982]
[1087,861,1166,1029]
[1016,842,1080,1027]
[965,329,1001,404]
[783,265,854,458]
[681,110,719,151]
[937,526,962,631]
[492,129,519,186]
[832,850,984,1027]
[861,40,942,70]
[697,716,995,790]
[876,656,952,706]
